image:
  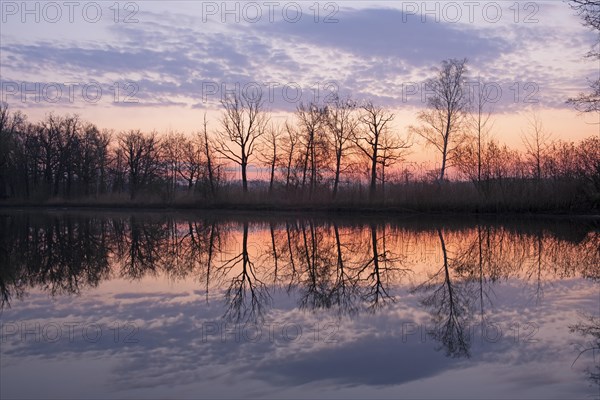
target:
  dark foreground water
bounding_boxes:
[0,210,598,399]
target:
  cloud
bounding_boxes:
[258,7,514,67]
[0,4,595,113]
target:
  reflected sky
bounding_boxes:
[0,211,598,399]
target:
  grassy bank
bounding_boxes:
[1,193,598,216]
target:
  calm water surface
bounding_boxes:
[0,211,598,399]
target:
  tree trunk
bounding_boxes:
[310,136,316,200]
[440,138,448,181]
[285,154,292,191]
[204,134,215,196]
[269,159,275,194]
[369,151,377,200]
[241,159,248,193]
[333,150,341,199]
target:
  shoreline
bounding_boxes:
[1,202,598,220]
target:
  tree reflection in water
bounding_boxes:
[412,229,474,358]
[570,313,600,389]
[355,223,409,312]
[0,212,598,360]
[220,221,271,323]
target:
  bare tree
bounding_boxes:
[118,130,162,199]
[567,1,600,113]
[569,0,600,30]
[164,132,205,193]
[296,102,328,199]
[377,131,410,196]
[36,113,82,197]
[410,58,470,181]
[256,122,282,194]
[215,92,268,193]
[326,94,358,199]
[0,103,26,198]
[456,78,495,190]
[76,123,110,196]
[354,101,396,200]
[163,132,185,195]
[0,103,26,136]
[568,78,600,114]
[181,136,205,192]
[36,113,73,196]
[51,114,82,197]
[199,113,216,196]
[470,78,494,183]
[280,120,301,191]
[521,111,552,181]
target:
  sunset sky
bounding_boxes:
[1,0,598,166]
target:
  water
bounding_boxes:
[0,211,598,399]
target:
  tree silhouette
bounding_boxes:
[410,58,470,181]
[326,95,358,199]
[567,0,600,113]
[354,102,396,200]
[296,102,328,199]
[215,92,268,193]
[118,130,162,200]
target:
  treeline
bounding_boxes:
[0,60,599,212]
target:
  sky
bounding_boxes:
[1,0,599,163]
